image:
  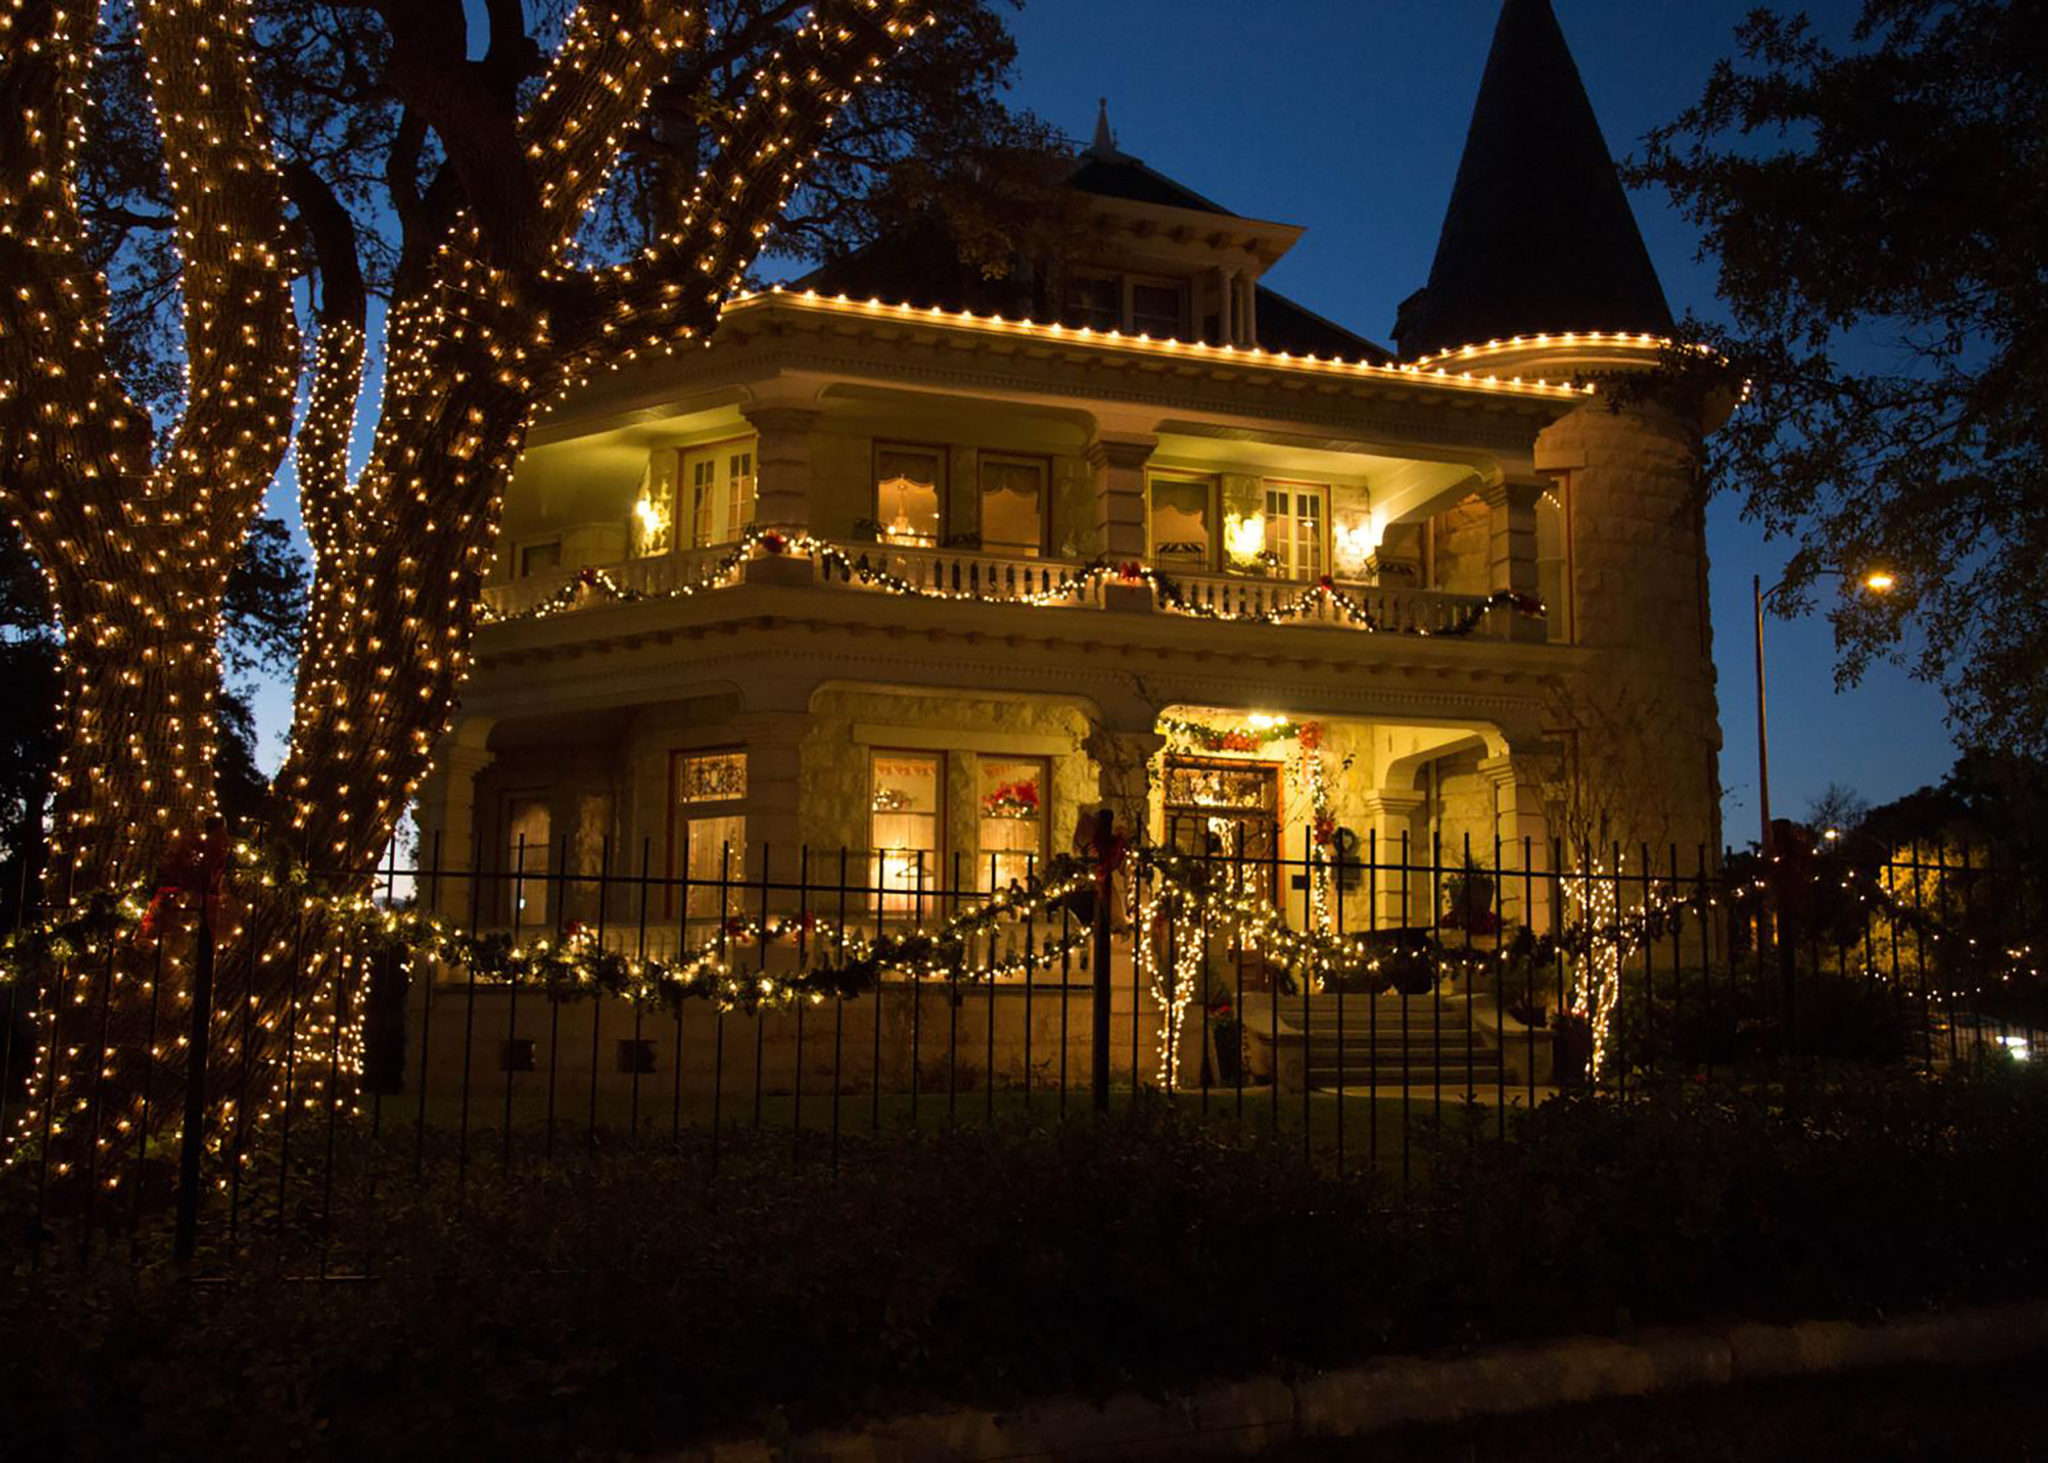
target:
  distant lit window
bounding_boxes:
[504,793,551,926]
[876,443,945,546]
[682,439,756,548]
[872,751,942,916]
[1263,483,1328,581]
[674,751,748,925]
[632,455,676,557]
[977,757,1048,892]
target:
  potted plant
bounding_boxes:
[1206,994,1244,1086]
[1441,857,1500,935]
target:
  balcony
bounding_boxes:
[480,538,1534,641]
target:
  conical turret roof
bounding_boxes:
[1394,0,1672,357]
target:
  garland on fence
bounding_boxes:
[488,525,1544,636]
[0,847,1102,1017]
[0,835,2035,1104]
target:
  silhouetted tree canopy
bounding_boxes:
[1631,0,2048,754]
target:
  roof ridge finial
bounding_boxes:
[1090,97,1117,157]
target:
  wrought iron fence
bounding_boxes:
[1,824,2042,1275]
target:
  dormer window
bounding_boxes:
[1129,278,1187,339]
[1067,274,1120,332]
[1064,271,1191,341]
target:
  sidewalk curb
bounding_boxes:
[663,1299,2048,1461]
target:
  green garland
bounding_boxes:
[488,525,1543,636]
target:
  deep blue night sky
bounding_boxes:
[262,0,1956,849]
[996,0,1956,841]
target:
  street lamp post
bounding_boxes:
[1752,565,1895,1071]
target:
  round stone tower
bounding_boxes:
[1394,0,1725,866]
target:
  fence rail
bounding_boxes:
[2,831,2041,1275]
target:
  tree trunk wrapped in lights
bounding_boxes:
[0,0,931,1192]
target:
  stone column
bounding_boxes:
[1479,479,1545,643]
[731,708,810,902]
[1536,398,1722,860]
[1480,753,1552,931]
[1087,432,1155,554]
[417,735,494,922]
[1084,727,1166,845]
[1359,790,1427,928]
[740,403,820,587]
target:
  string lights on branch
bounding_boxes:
[0,0,935,1186]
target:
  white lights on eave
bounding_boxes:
[716,287,1608,401]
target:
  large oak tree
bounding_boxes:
[0,0,938,1185]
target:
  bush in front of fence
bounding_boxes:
[4,1066,2048,1461]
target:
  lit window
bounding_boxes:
[1149,477,1213,569]
[681,439,757,548]
[872,752,941,916]
[876,444,945,546]
[1263,483,1328,581]
[674,751,748,926]
[632,456,676,557]
[504,793,552,927]
[978,757,1047,892]
[979,455,1046,557]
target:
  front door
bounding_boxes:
[1163,756,1282,899]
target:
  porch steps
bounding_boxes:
[1288,995,1514,1090]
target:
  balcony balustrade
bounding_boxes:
[480,539,1527,640]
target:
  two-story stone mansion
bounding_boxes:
[421,0,1724,951]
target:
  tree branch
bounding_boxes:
[569,0,930,355]
[135,0,302,550]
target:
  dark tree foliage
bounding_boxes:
[1629,0,2048,754]
[76,0,1062,426]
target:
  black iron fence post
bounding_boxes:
[172,903,216,1265]
[1092,808,1114,1113]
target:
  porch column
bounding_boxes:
[740,403,820,586]
[1479,478,1545,643]
[418,737,494,922]
[1085,727,1166,843]
[1480,753,1553,932]
[1087,432,1155,611]
[732,708,809,900]
[1359,790,1427,928]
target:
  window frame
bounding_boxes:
[976,451,1050,558]
[975,753,1051,892]
[501,789,554,928]
[1125,272,1190,341]
[666,747,750,923]
[1260,479,1333,582]
[869,747,946,917]
[678,435,759,550]
[515,537,564,580]
[1147,472,1217,571]
[873,439,950,548]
